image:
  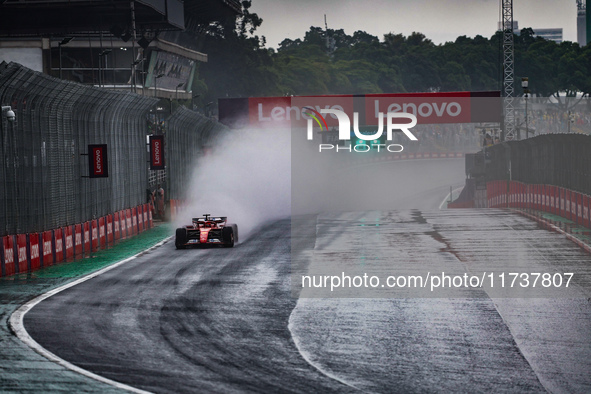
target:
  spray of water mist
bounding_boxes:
[175,127,291,241]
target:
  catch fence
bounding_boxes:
[484,134,591,196]
[0,62,158,236]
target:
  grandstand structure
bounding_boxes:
[0,0,242,98]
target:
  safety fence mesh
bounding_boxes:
[0,61,158,236]
[485,133,591,196]
[0,62,233,236]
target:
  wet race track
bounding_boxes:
[25,159,591,393]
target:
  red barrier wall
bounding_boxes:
[143,204,150,229]
[131,208,138,235]
[83,222,91,253]
[91,220,99,251]
[2,235,16,276]
[1,202,155,277]
[29,233,41,270]
[99,217,106,247]
[138,206,144,233]
[54,228,64,263]
[113,212,121,240]
[106,214,114,243]
[16,234,28,273]
[64,226,74,261]
[480,181,591,232]
[584,195,590,229]
[74,224,83,256]
[126,209,133,236]
[120,210,127,239]
[41,231,53,266]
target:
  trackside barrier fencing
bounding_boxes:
[0,203,152,277]
[0,62,158,237]
[485,134,591,196]
[485,180,591,229]
[0,63,232,277]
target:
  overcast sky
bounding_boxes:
[250,0,579,48]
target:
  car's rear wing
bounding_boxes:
[192,216,227,224]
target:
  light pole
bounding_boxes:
[58,37,73,79]
[521,77,530,139]
[1,106,15,234]
[131,59,142,93]
[175,82,183,100]
[98,49,112,88]
[568,111,575,133]
[154,73,164,98]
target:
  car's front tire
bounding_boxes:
[222,226,235,248]
[175,228,187,249]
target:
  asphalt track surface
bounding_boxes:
[24,159,591,393]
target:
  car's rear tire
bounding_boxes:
[175,228,187,249]
[222,226,235,248]
[230,224,238,244]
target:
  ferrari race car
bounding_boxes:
[175,214,238,249]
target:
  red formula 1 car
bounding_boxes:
[175,214,238,249]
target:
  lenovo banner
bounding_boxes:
[219,91,501,128]
[150,135,165,170]
[88,144,109,178]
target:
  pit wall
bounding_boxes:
[484,180,591,228]
[0,203,152,277]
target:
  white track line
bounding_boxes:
[287,311,362,391]
[9,235,173,394]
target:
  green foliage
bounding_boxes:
[193,5,590,107]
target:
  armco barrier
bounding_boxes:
[0,203,156,277]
